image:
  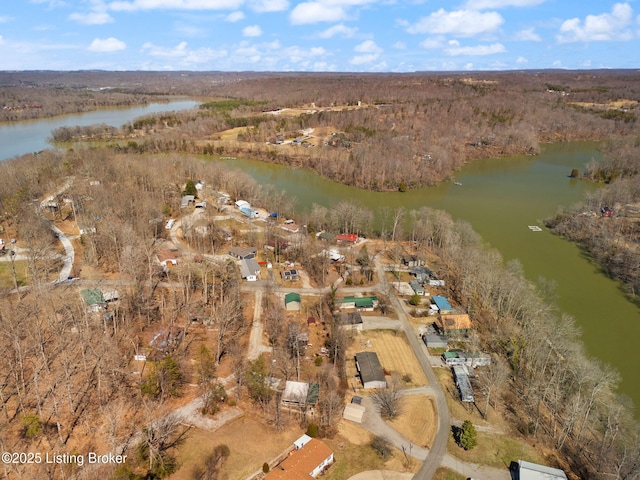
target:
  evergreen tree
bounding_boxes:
[458,420,478,450]
[183,179,198,197]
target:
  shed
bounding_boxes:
[431,295,453,314]
[240,258,260,281]
[285,292,302,311]
[402,255,424,267]
[355,352,386,389]
[343,403,366,424]
[515,459,568,480]
[422,333,448,349]
[339,311,363,331]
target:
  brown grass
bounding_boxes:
[169,416,301,480]
[363,330,428,386]
[388,395,437,448]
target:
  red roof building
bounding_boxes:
[265,436,334,480]
[336,233,358,244]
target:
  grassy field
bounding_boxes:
[447,429,545,470]
[389,395,437,448]
[355,330,428,387]
[169,415,301,480]
[433,467,467,480]
[0,260,28,288]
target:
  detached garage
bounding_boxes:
[355,351,387,389]
[343,403,366,424]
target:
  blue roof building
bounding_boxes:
[432,295,453,313]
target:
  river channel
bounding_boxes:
[1,104,638,410]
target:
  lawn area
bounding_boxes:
[388,395,437,448]
[433,467,467,480]
[447,429,545,470]
[0,260,28,288]
[169,415,301,480]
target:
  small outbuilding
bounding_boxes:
[339,311,363,331]
[513,459,568,480]
[284,292,302,311]
[431,295,453,314]
[355,351,386,389]
[343,403,366,424]
[409,279,426,296]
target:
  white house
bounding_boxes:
[240,258,260,281]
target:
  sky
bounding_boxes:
[0,1,639,72]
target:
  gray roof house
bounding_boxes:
[229,246,257,259]
[514,460,568,480]
[240,258,260,281]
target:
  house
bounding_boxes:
[102,290,120,303]
[180,195,195,208]
[443,351,491,368]
[402,254,425,267]
[513,460,568,480]
[240,258,260,281]
[435,313,473,337]
[156,250,180,267]
[336,233,358,244]
[235,199,251,210]
[339,311,363,331]
[81,288,105,312]
[355,352,387,389]
[409,279,426,296]
[340,295,378,311]
[343,403,366,423]
[228,247,257,259]
[265,435,334,480]
[316,231,337,243]
[421,333,448,349]
[282,381,309,409]
[240,206,260,218]
[409,265,432,282]
[280,223,300,233]
[285,292,302,311]
[282,269,300,281]
[452,365,474,403]
[431,295,453,314]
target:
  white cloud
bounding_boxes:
[0,16,12,23]
[392,41,406,49]
[516,56,528,64]
[225,10,244,21]
[354,39,382,53]
[406,9,504,36]
[557,3,634,43]
[350,53,379,65]
[242,25,262,36]
[88,37,126,52]
[248,0,288,12]
[290,3,347,24]
[317,23,357,38]
[419,37,444,49]
[464,0,545,9]
[69,12,114,24]
[514,27,541,41]
[444,42,506,55]
[142,41,228,65]
[108,0,244,12]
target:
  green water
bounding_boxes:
[215,142,640,409]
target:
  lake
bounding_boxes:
[1,103,637,409]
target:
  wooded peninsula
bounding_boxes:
[1,70,639,480]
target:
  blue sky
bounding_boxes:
[0,1,639,72]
